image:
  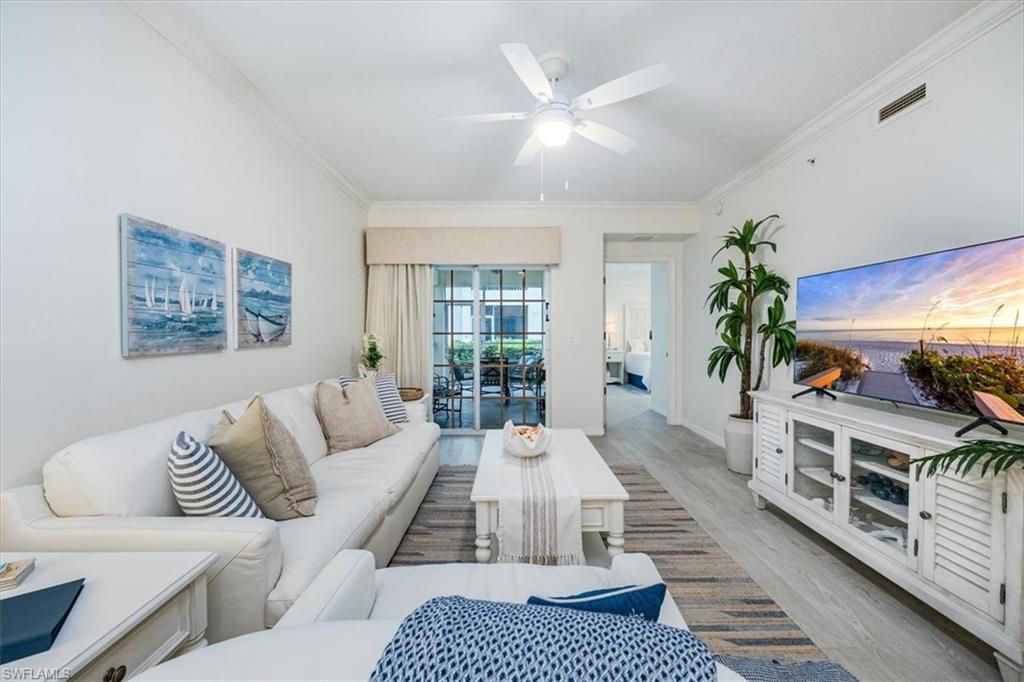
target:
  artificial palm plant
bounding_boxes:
[913,439,1024,480]
[706,215,797,421]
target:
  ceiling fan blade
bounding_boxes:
[513,132,542,166]
[500,43,553,102]
[572,63,673,111]
[442,112,531,123]
[574,120,637,154]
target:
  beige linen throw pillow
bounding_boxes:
[208,394,318,519]
[315,379,399,453]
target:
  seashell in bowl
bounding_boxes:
[502,420,551,458]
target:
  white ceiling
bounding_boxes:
[163,1,976,202]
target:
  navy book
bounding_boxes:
[0,578,85,664]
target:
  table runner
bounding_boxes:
[497,440,584,565]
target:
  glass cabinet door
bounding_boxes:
[788,416,839,518]
[843,429,920,566]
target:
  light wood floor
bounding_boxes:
[438,384,1000,682]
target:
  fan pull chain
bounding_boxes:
[563,144,569,191]
[539,148,545,202]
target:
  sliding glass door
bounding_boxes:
[432,267,548,431]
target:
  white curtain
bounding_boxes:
[365,264,432,389]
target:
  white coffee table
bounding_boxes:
[470,429,629,563]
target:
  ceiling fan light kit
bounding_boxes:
[534,110,573,148]
[445,43,673,169]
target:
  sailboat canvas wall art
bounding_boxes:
[235,248,292,348]
[120,214,227,357]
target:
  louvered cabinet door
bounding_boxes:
[754,402,787,492]
[920,452,1007,622]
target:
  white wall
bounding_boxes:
[604,264,650,352]
[368,202,699,434]
[682,7,1024,446]
[0,2,368,487]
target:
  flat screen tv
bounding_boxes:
[794,236,1024,427]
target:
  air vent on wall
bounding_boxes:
[878,84,926,123]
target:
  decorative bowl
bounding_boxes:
[502,420,551,458]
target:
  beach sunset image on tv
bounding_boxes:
[795,236,1024,423]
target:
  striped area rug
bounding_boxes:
[390,463,826,662]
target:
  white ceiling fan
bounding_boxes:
[445,44,673,166]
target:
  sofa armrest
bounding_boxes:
[404,400,428,423]
[610,552,686,629]
[0,485,282,643]
[274,550,376,628]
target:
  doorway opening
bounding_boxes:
[603,261,671,429]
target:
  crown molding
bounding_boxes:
[369,200,698,213]
[125,0,372,210]
[698,0,1023,208]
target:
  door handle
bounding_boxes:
[919,511,932,520]
[775,447,783,454]
[829,471,846,482]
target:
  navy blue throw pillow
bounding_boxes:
[527,583,667,621]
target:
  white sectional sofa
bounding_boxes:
[139,550,744,681]
[0,379,440,644]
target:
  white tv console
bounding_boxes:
[749,390,1023,682]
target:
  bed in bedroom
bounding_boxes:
[622,302,652,391]
[625,344,651,390]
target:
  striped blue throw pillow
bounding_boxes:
[527,583,667,621]
[339,374,408,424]
[168,431,263,518]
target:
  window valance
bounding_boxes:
[366,227,561,265]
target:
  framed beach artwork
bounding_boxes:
[235,248,292,348]
[120,214,227,357]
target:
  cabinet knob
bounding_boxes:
[829,471,846,482]
[919,511,932,520]
[775,447,783,454]
[103,665,127,682]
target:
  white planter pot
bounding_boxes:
[723,414,754,476]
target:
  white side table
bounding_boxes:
[0,551,216,681]
[605,350,625,384]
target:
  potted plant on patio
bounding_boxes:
[706,215,797,474]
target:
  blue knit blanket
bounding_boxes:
[370,596,717,682]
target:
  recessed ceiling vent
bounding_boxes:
[878,84,926,123]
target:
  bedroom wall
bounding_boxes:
[0,1,368,487]
[681,5,1024,446]
[368,202,699,434]
[604,264,651,352]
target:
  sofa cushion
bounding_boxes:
[315,380,399,453]
[263,388,329,465]
[43,407,224,517]
[168,432,263,518]
[369,563,616,620]
[312,423,439,508]
[209,396,318,520]
[265,491,390,626]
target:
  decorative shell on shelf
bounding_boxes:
[886,452,910,471]
[502,420,551,458]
